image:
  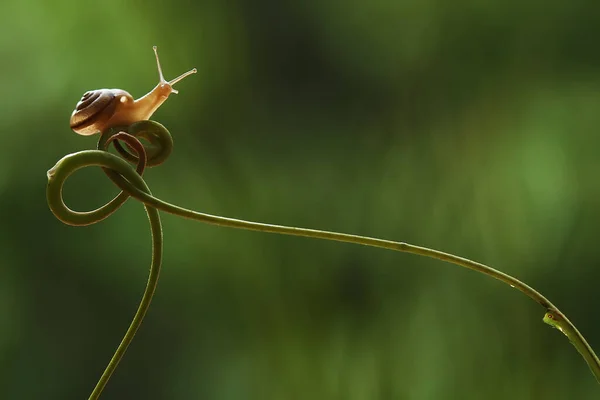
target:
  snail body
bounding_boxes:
[70,46,196,136]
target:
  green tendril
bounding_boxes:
[98,120,172,167]
[47,122,166,399]
[46,121,600,399]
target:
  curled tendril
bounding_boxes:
[102,131,148,175]
[46,120,600,399]
[47,120,169,400]
[99,120,173,167]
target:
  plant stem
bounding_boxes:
[46,149,600,393]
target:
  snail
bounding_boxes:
[70,46,197,136]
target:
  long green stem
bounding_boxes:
[100,154,600,383]
[46,148,600,396]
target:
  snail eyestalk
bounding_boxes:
[167,68,197,92]
[153,45,197,94]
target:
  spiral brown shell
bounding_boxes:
[69,89,120,136]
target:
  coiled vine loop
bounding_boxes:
[46,121,600,399]
[47,120,169,399]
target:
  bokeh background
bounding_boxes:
[2,0,600,399]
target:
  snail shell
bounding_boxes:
[70,89,132,136]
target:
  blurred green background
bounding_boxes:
[2,0,600,399]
